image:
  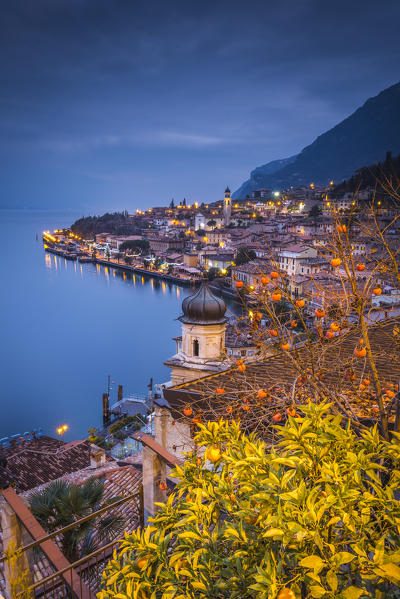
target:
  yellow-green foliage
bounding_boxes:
[98,402,400,599]
[5,541,32,599]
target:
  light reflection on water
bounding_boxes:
[1,210,242,440]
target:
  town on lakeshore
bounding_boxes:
[2,154,400,598]
[3,1,400,594]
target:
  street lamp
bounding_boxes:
[57,424,69,438]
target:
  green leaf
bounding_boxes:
[263,528,284,538]
[373,538,385,565]
[332,551,355,567]
[299,554,325,573]
[375,562,400,582]
[178,531,202,541]
[224,527,240,539]
[342,586,365,599]
[309,584,327,597]
[192,581,207,590]
[326,569,337,592]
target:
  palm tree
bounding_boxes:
[29,478,124,562]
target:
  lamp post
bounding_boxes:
[56,424,68,438]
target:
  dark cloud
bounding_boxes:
[1,0,399,210]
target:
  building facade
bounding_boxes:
[164,283,229,385]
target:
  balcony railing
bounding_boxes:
[1,487,143,599]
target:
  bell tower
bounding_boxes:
[164,282,228,385]
[223,186,232,226]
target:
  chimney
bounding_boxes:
[118,385,123,402]
[90,444,106,469]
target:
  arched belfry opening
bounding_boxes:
[164,281,228,385]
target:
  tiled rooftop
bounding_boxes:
[0,437,94,492]
[164,317,400,435]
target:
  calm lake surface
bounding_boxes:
[0,211,241,440]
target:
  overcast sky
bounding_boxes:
[1,0,400,212]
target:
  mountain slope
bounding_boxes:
[233,81,400,196]
[232,155,297,199]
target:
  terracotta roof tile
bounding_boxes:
[0,437,92,492]
[164,317,400,432]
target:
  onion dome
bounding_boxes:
[179,282,227,325]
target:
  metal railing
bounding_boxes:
[2,488,143,599]
[16,538,121,598]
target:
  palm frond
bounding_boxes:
[96,514,126,544]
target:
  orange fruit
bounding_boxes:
[216,388,225,394]
[261,276,270,285]
[207,446,221,463]
[296,299,305,308]
[315,309,325,318]
[257,389,267,399]
[373,288,382,296]
[282,342,290,351]
[183,406,193,417]
[236,280,244,288]
[272,413,282,422]
[272,292,281,301]
[331,258,341,267]
[137,556,150,569]
[356,263,365,271]
[269,329,278,337]
[330,322,340,331]
[277,588,296,599]
[271,271,279,279]
[286,407,296,417]
[326,331,334,339]
[354,346,366,358]
[238,363,246,372]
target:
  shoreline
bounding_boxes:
[44,245,201,288]
[44,245,243,302]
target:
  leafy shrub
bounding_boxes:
[94,438,114,450]
[108,415,142,435]
[99,402,400,599]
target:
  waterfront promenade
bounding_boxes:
[44,246,201,287]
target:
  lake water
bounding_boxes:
[0,211,241,440]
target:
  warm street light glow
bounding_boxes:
[43,231,56,242]
[57,424,69,436]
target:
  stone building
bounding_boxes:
[164,282,229,385]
